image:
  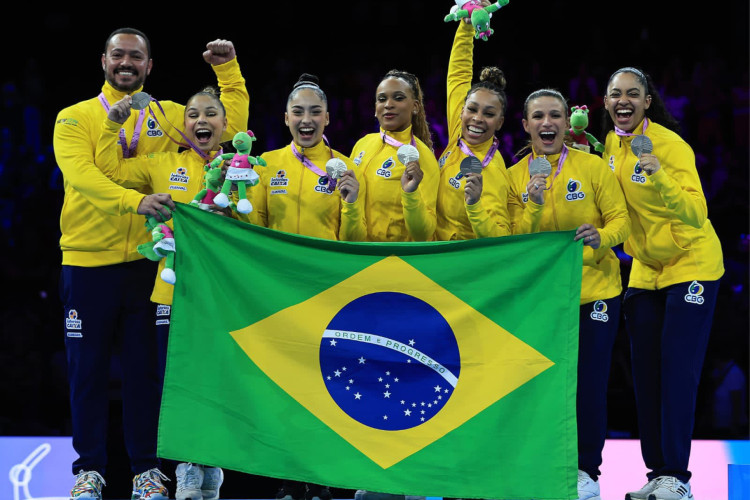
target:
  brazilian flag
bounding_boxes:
[159,203,582,500]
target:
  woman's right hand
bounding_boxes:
[526,173,548,205]
[401,161,424,193]
[108,95,132,124]
[338,170,360,203]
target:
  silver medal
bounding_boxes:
[459,156,483,176]
[630,135,653,157]
[529,157,552,176]
[325,158,348,180]
[396,144,420,165]
[131,92,152,110]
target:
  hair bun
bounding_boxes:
[479,67,507,91]
[294,73,320,89]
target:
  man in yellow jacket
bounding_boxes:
[53,28,248,500]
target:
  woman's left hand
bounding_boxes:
[638,153,661,175]
[401,161,424,193]
[574,223,601,249]
[464,172,483,205]
[338,170,359,203]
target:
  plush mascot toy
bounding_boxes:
[211,131,265,214]
[567,105,604,153]
[137,214,176,285]
[444,0,510,41]
[191,161,225,210]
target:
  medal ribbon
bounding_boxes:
[380,130,417,148]
[290,136,337,190]
[148,98,214,162]
[98,93,145,158]
[528,143,570,181]
[614,117,650,137]
[458,136,499,168]
[99,92,214,161]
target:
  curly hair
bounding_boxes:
[381,69,434,150]
[466,66,508,115]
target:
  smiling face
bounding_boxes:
[285,88,329,148]
[101,34,152,92]
[522,95,568,156]
[605,71,652,133]
[184,94,227,152]
[375,77,418,132]
[460,88,504,145]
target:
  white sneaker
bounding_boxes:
[176,463,204,500]
[647,477,693,500]
[69,470,106,499]
[577,470,601,500]
[201,467,224,500]
[625,478,662,500]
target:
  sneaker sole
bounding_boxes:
[647,495,694,500]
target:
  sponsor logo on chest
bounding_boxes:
[315,175,334,195]
[169,166,190,184]
[565,178,586,201]
[146,117,163,137]
[448,171,464,190]
[270,170,289,187]
[631,160,647,184]
[353,150,365,166]
[376,157,396,178]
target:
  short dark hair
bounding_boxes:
[104,27,151,59]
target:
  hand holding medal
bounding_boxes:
[631,135,660,175]
[397,145,423,193]
[527,157,551,205]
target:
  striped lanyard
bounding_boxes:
[615,117,650,137]
[98,93,145,158]
[528,144,570,181]
[290,137,336,190]
[380,130,417,148]
[457,136,499,168]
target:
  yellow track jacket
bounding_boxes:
[436,21,511,240]
[54,57,248,266]
[95,117,222,305]
[604,119,724,289]
[350,126,439,241]
[508,147,631,304]
[243,140,367,241]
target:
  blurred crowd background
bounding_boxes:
[1,2,747,497]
